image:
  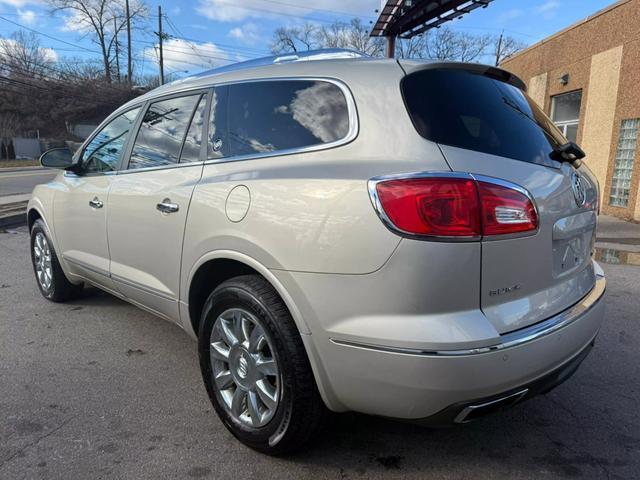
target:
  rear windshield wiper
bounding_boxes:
[550,141,586,165]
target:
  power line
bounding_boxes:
[254,0,376,20]
[0,15,100,53]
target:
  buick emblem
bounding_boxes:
[237,354,249,379]
[571,172,586,207]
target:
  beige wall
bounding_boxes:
[580,46,624,206]
[527,73,547,108]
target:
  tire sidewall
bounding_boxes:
[198,285,295,451]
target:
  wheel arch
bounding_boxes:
[185,250,312,339]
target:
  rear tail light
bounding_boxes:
[370,174,538,240]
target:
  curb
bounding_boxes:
[0,166,46,173]
[0,212,27,228]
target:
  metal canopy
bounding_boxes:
[371,0,493,38]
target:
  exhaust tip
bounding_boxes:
[454,388,529,424]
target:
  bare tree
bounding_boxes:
[493,33,527,66]
[271,23,319,53]
[270,19,383,57]
[0,31,54,78]
[46,0,148,82]
[317,19,384,56]
[425,27,492,62]
[0,113,21,160]
[395,35,428,59]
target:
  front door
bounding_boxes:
[54,107,141,291]
[107,92,208,322]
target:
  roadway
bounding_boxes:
[0,167,58,197]
[0,223,639,479]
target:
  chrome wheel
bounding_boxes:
[33,232,53,292]
[210,308,280,428]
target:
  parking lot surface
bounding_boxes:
[1,225,639,479]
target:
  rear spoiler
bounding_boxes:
[397,59,527,92]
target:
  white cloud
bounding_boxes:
[59,9,93,33]
[228,22,260,45]
[18,9,36,24]
[0,0,41,7]
[535,0,561,19]
[171,6,181,15]
[536,1,561,13]
[497,9,524,24]
[196,0,373,22]
[143,38,229,73]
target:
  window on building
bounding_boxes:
[609,118,640,208]
[551,90,582,142]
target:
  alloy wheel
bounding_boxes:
[209,308,280,428]
[33,232,53,292]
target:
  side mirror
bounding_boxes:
[40,147,74,169]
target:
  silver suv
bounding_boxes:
[29,49,606,454]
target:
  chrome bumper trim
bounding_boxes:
[331,273,605,357]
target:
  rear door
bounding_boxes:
[106,91,209,322]
[401,65,599,333]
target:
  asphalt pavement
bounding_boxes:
[1,225,639,479]
[0,168,58,198]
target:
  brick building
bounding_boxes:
[501,0,640,220]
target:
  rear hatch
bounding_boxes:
[400,62,599,333]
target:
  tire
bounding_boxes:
[30,219,83,302]
[198,274,325,455]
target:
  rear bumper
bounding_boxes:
[421,336,595,425]
[312,270,605,419]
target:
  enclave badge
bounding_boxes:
[571,171,587,207]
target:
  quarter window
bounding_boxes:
[81,107,140,173]
[551,90,582,142]
[609,118,640,207]
[225,80,350,157]
[129,94,201,170]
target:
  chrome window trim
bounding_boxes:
[367,171,540,242]
[330,271,605,358]
[202,77,359,166]
[115,160,203,175]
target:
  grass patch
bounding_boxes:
[0,159,41,168]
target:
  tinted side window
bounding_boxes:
[81,107,140,173]
[402,69,567,166]
[207,86,229,159]
[226,80,349,157]
[129,94,201,170]
[180,94,207,163]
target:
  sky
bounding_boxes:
[0,0,618,81]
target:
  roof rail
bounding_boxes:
[188,48,368,79]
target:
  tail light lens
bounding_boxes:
[478,181,538,235]
[375,178,481,237]
[371,174,537,239]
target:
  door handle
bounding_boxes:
[156,199,179,214]
[89,197,103,209]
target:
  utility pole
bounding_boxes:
[495,30,504,66]
[157,5,165,85]
[126,0,132,85]
[113,17,121,82]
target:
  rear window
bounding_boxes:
[402,68,567,166]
